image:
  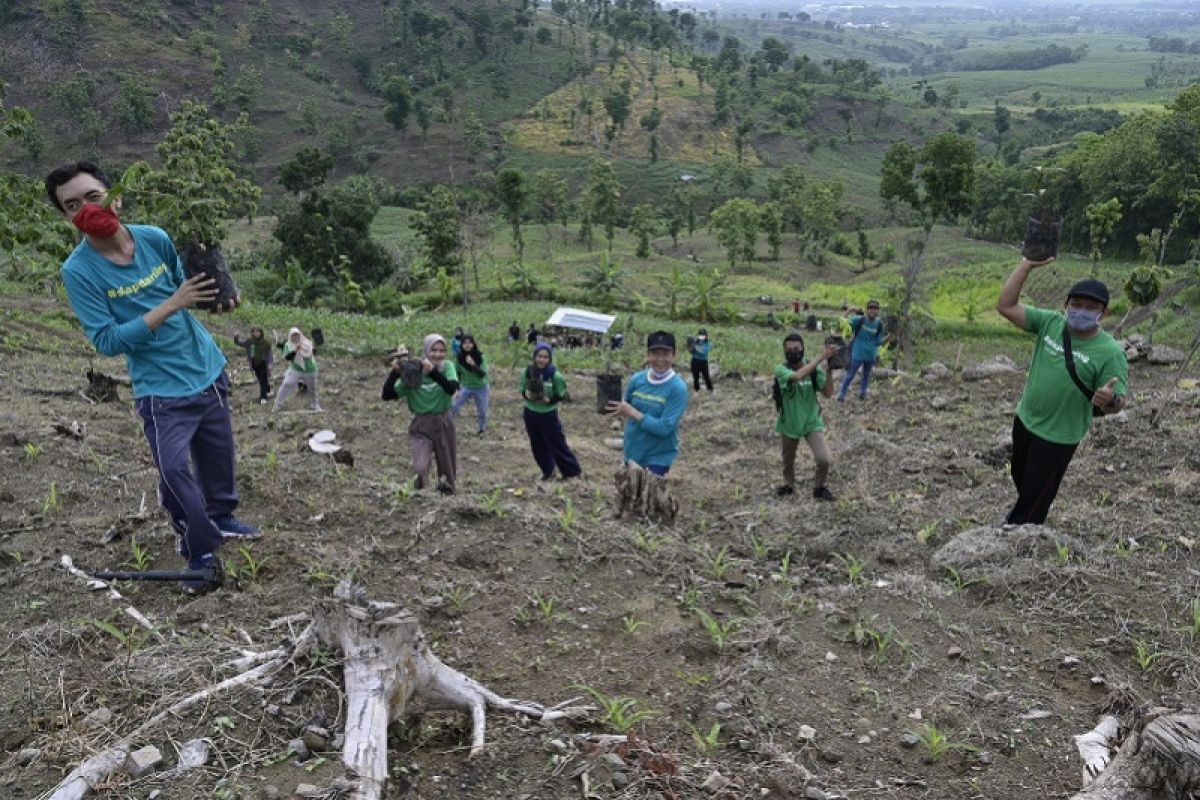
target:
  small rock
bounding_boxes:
[1062,656,1082,668]
[85,707,114,730]
[302,726,329,754]
[294,784,322,798]
[1148,345,1185,365]
[907,708,923,720]
[331,733,345,749]
[176,738,210,772]
[601,752,626,771]
[546,738,569,753]
[421,595,445,610]
[16,748,41,766]
[978,750,994,765]
[287,738,310,760]
[702,771,731,793]
[983,691,1009,703]
[930,395,952,410]
[947,646,963,659]
[900,458,923,474]
[736,739,753,751]
[798,725,817,743]
[261,787,280,800]
[921,362,950,380]
[1125,348,1141,363]
[715,701,733,713]
[125,744,163,778]
[900,733,920,748]
[603,438,624,451]
[856,734,871,744]
[1020,709,1053,721]
[265,704,281,717]
[611,772,630,788]
[1090,676,1107,687]
[819,748,844,764]
[805,788,830,800]
[824,651,838,662]
[149,792,161,800]
[962,355,1018,381]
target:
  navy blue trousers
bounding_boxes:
[135,372,238,561]
[524,408,582,479]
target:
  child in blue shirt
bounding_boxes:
[837,299,891,402]
[689,328,713,392]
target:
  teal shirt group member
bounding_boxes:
[848,312,887,363]
[996,260,1128,525]
[61,224,227,398]
[690,339,712,361]
[609,330,690,474]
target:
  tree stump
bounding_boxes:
[312,595,588,800]
[614,461,678,526]
[1072,711,1200,800]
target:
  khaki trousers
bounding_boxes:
[781,431,832,489]
[409,411,457,491]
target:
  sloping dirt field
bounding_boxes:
[1,302,1198,800]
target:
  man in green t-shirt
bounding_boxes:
[774,333,839,500]
[996,257,1128,524]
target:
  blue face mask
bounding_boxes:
[1066,308,1102,332]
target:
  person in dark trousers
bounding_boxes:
[837,299,891,402]
[526,323,539,345]
[996,257,1128,524]
[451,326,465,358]
[774,333,838,500]
[234,327,272,403]
[383,333,460,493]
[508,320,521,342]
[521,343,582,481]
[689,328,713,392]
[47,161,258,594]
[451,334,490,435]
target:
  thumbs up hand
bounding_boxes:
[1092,376,1120,409]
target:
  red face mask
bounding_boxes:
[72,203,121,239]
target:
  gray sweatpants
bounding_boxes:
[781,431,832,489]
[274,369,319,410]
[410,411,457,491]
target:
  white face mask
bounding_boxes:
[1067,308,1102,332]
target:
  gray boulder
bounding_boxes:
[962,355,1018,381]
[1148,345,1185,365]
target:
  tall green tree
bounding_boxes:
[495,167,528,262]
[628,203,658,258]
[1085,197,1123,277]
[760,201,783,260]
[583,157,621,248]
[708,197,760,267]
[530,169,570,227]
[412,185,462,272]
[383,75,414,130]
[879,132,977,362]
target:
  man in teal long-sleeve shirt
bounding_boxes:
[48,161,258,594]
[606,330,690,474]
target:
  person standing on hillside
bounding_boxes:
[383,333,460,493]
[451,326,465,358]
[607,331,690,475]
[996,258,1128,524]
[508,320,521,342]
[526,323,539,345]
[273,327,321,412]
[689,328,713,393]
[234,326,273,404]
[521,343,583,481]
[47,161,258,594]
[837,299,891,402]
[774,333,838,500]
[451,334,490,436]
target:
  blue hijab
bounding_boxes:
[532,343,557,380]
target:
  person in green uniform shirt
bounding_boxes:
[996,258,1128,524]
[520,343,583,480]
[274,327,321,412]
[774,333,839,500]
[451,334,490,435]
[382,334,460,493]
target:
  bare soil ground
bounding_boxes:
[1,299,1198,800]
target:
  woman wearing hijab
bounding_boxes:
[234,326,273,403]
[606,331,689,475]
[383,333,460,493]
[451,334,489,435]
[520,343,582,481]
[273,327,321,412]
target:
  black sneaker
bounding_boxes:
[813,486,836,502]
[213,515,262,540]
[775,485,795,497]
[181,553,224,596]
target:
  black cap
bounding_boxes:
[1067,278,1110,307]
[647,330,676,351]
[866,299,880,309]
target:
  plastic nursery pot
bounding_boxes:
[1021,214,1063,262]
[596,374,623,414]
[824,336,850,370]
[180,243,239,311]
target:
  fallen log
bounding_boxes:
[312,595,589,800]
[1071,710,1200,799]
